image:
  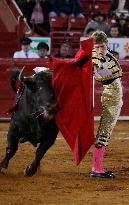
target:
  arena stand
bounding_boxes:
[0,0,30,57]
[0,58,129,120]
[80,0,111,16]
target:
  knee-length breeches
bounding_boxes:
[95,78,123,147]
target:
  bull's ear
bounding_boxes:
[23,77,36,91]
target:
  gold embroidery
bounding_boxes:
[92,51,122,83]
[95,78,123,146]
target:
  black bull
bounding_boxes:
[0,69,59,176]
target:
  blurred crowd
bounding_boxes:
[14,0,129,59]
[15,0,84,35]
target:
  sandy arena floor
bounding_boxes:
[0,121,129,205]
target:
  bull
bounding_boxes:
[0,68,59,176]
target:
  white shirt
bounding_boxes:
[13,50,39,58]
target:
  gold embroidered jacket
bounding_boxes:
[92,50,122,84]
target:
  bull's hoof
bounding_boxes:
[24,165,37,177]
[0,160,8,175]
[0,167,7,175]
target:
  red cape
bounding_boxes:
[52,38,94,165]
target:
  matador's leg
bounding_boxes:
[91,79,123,178]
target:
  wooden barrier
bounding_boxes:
[0,58,128,120]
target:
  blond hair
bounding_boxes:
[92,31,108,44]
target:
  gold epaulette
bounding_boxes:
[92,51,122,83]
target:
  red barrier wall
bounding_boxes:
[0,58,128,120]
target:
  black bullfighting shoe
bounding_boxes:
[90,171,115,179]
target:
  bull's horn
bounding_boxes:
[18,66,25,81]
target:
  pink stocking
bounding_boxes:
[91,144,106,173]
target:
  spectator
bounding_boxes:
[108,24,121,37]
[84,11,110,36]
[109,0,129,18]
[50,0,84,18]
[54,42,74,58]
[37,42,49,58]
[84,28,96,37]
[13,37,39,58]
[116,14,129,37]
[16,0,54,36]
